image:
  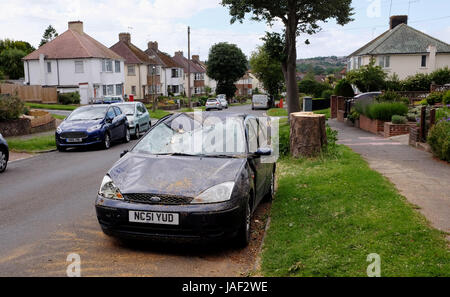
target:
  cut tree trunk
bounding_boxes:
[290,112,327,158]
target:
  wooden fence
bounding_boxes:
[0,84,57,103]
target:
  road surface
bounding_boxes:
[0,105,271,276]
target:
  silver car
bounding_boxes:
[205,98,223,111]
[112,102,151,139]
[218,98,229,109]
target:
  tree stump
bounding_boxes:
[290,112,327,158]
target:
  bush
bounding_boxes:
[377,90,410,105]
[430,67,450,86]
[58,92,80,105]
[0,95,24,120]
[442,90,450,105]
[426,92,444,106]
[402,73,432,91]
[427,121,450,162]
[298,79,332,98]
[321,89,333,100]
[391,115,407,124]
[366,102,408,121]
[334,78,355,97]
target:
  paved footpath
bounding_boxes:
[329,119,450,239]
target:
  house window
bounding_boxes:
[357,57,362,69]
[75,61,84,73]
[102,60,113,72]
[149,66,160,75]
[47,62,52,73]
[171,68,180,78]
[103,85,114,96]
[131,86,137,95]
[421,55,427,67]
[115,61,121,73]
[170,85,179,94]
[379,56,390,68]
[194,73,204,80]
[116,84,123,96]
[128,65,136,76]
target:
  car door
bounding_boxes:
[245,117,266,205]
[112,107,125,140]
[257,117,274,194]
[138,103,150,131]
[105,107,116,139]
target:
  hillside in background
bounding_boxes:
[297,56,347,75]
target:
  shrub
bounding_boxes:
[402,73,432,91]
[426,92,444,106]
[427,121,450,162]
[366,102,408,121]
[346,59,387,92]
[442,90,450,105]
[298,79,332,98]
[430,67,450,86]
[334,78,355,97]
[384,73,403,91]
[0,95,24,120]
[391,115,407,124]
[347,109,360,123]
[321,89,333,100]
[58,92,80,105]
[377,90,410,105]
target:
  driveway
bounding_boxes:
[329,119,450,239]
[0,105,271,276]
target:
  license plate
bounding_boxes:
[129,211,179,225]
[67,138,82,143]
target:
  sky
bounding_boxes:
[0,0,449,60]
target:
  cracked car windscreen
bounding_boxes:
[133,116,246,156]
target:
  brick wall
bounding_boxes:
[0,118,31,137]
[409,125,420,146]
[359,115,385,134]
[384,122,410,138]
[330,95,337,119]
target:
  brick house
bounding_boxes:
[172,51,206,96]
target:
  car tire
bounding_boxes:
[0,148,7,173]
[263,171,275,202]
[103,133,111,150]
[252,104,255,110]
[235,197,252,248]
[57,145,66,152]
[123,128,131,143]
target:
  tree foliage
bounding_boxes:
[0,39,35,79]
[40,25,59,47]
[249,46,284,98]
[221,0,354,114]
[207,42,248,99]
[346,59,387,92]
[334,78,355,97]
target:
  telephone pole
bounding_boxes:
[187,26,191,109]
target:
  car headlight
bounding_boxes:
[56,126,62,134]
[87,124,102,133]
[191,182,235,204]
[98,175,124,200]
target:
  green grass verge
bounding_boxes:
[314,108,331,119]
[262,146,450,276]
[7,135,56,153]
[179,107,206,112]
[25,103,78,111]
[51,114,66,120]
[149,109,171,119]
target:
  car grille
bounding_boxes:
[124,194,194,205]
[60,132,88,139]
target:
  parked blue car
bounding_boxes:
[55,105,130,151]
[0,133,8,173]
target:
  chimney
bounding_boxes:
[175,51,184,57]
[147,41,158,51]
[68,21,84,34]
[390,15,408,30]
[119,33,131,44]
[192,55,199,62]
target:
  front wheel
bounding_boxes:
[57,145,66,152]
[0,149,7,173]
[235,198,252,248]
[134,126,140,140]
[103,133,111,150]
[123,128,130,143]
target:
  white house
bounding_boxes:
[173,51,207,96]
[23,21,125,105]
[347,16,450,80]
[145,42,185,96]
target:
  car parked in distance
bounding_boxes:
[0,133,9,173]
[95,112,276,246]
[205,98,223,111]
[218,98,229,109]
[112,102,151,139]
[93,96,125,105]
[252,95,270,110]
[55,105,130,151]
[217,94,227,101]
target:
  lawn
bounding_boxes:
[51,114,66,120]
[262,146,450,276]
[7,135,56,153]
[25,103,78,111]
[267,108,331,119]
[149,109,171,119]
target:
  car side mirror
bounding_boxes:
[255,147,272,156]
[106,117,113,123]
[120,150,128,158]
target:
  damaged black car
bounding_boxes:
[95,112,276,246]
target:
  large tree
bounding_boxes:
[249,46,284,99]
[207,42,248,100]
[40,25,58,47]
[0,48,27,79]
[221,0,354,115]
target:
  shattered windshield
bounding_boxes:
[133,114,246,156]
